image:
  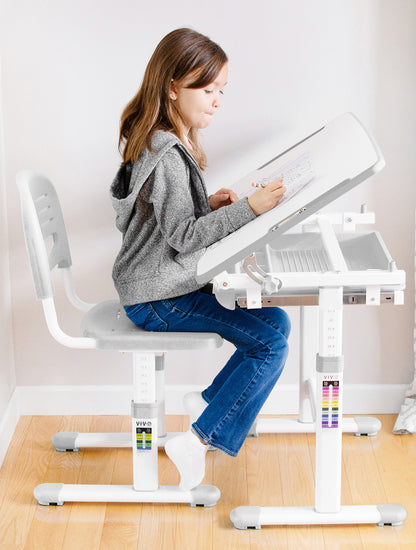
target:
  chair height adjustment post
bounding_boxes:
[132,353,159,491]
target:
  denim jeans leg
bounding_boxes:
[202,306,291,404]
[194,329,288,456]
[126,293,290,457]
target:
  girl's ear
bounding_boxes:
[169,79,177,100]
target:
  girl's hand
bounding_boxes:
[247,178,286,216]
[209,188,239,211]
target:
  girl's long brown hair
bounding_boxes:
[118,28,228,169]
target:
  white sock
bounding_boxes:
[165,429,208,491]
[183,391,208,425]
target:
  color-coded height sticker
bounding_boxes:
[136,427,152,450]
[321,380,339,429]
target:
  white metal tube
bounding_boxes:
[318,287,343,357]
[255,418,316,434]
[42,298,95,349]
[306,378,317,422]
[133,353,156,404]
[57,484,194,503]
[253,417,361,435]
[75,433,132,447]
[315,287,344,514]
[156,355,166,438]
[258,505,382,525]
[35,482,221,506]
[299,306,319,422]
[73,432,183,449]
[62,267,96,312]
[132,353,158,491]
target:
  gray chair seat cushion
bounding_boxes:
[80,300,223,351]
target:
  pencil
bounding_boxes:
[251,177,283,189]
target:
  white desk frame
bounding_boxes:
[227,213,407,528]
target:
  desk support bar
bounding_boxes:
[317,217,348,272]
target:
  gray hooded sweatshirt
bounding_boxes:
[110,130,256,305]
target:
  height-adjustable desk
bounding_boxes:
[196,113,407,528]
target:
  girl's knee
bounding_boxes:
[271,334,289,360]
[265,341,288,382]
[266,320,290,355]
[263,307,291,339]
[277,309,291,339]
[266,331,289,380]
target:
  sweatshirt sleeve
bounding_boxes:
[142,148,256,254]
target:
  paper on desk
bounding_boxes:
[236,150,316,207]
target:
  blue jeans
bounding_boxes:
[125,291,290,457]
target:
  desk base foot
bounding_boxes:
[230,504,407,529]
[248,416,381,437]
[352,416,382,436]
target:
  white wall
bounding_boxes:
[0,55,17,425]
[0,1,415,408]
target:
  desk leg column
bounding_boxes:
[315,287,343,513]
[230,285,407,528]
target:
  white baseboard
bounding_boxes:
[0,390,20,467]
[0,383,408,468]
[16,383,408,416]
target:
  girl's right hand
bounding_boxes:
[247,178,286,216]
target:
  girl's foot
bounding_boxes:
[165,429,208,490]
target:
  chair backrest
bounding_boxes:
[17,171,72,300]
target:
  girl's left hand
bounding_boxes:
[209,188,239,211]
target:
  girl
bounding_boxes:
[111,28,290,491]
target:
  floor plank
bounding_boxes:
[23,415,92,550]
[100,416,141,550]
[0,414,415,549]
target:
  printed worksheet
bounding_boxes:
[236,151,315,207]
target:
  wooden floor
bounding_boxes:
[0,414,415,549]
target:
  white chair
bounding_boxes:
[17,170,222,507]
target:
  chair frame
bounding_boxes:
[17,170,221,507]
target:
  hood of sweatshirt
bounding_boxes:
[110,130,194,234]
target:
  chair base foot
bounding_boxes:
[52,431,184,451]
[34,483,221,507]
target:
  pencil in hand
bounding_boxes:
[251,177,283,189]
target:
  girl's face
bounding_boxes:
[170,63,228,135]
